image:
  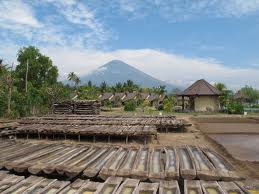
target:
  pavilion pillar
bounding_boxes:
[182,96,184,111]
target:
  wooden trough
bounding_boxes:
[94,176,123,194]
[201,147,244,181]
[0,174,24,193]
[159,180,180,194]
[0,140,241,181]
[200,181,225,194]
[99,147,128,180]
[178,146,196,180]
[115,178,139,194]
[116,147,138,179]
[184,180,203,194]
[149,147,165,182]
[1,175,44,194]
[164,147,180,180]
[131,147,151,181]
[135,182,159,194]
[189,146,218,180]
[218,182,245,194]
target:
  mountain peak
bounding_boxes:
[102,60,130,68]
[81,60,176,91]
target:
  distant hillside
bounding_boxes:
[80,60,176,91]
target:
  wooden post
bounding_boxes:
[126,136,128,144]
[182,95,184,111]
[26,133,29,140]
[25,59,29,93]
[108,135,110,143]
[78,134,81,142]
[93,135,96,143]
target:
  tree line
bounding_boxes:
[0,46,259,117]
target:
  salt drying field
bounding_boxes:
[209,134,259,161]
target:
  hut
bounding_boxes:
[178,79,221,112]
[234,90,250,104]
[111,92,126,107]
[148,93,166,107]
[99,92,114,106]
[122,92,138,104]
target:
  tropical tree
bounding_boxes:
[214,82,233,108]
[240,86,259,104]
[100,81,107,93]
[15,46,58,91]
[67,72,80,88]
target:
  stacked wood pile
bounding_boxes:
[0,140,243,181]
[0,120,18,137]
[53,101,73,114]
[0,170,250,194]
[74,100,101,115]
[53,100,101,115]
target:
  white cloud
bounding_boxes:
[0,0,40,27]
[40,46,259,89]
[107,0,259,22]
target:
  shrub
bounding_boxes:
[163,99,173,112]
[227,101,244,114]
[124,100,137,111]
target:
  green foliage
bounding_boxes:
[214,82,234,108]
[124,100,137,111]
[15,46,58,90]
[104,100,113,110]
[240,85,259,103]
[67,72,80,88]
[227,101,244,114]
[163,99,173,112]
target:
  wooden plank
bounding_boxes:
[149,147,165,182]
[114,178,139,194]
[159,180,180,194]
[184,180,203,194]
[178,146,196,180]
[188,146,219,181]
[135,182,159,194]
[131,147,150,181]
[200,181,225,194]
[164,147,180,180]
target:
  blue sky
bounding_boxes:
[1,0,259,88]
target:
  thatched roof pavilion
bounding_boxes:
[178,79,221,112]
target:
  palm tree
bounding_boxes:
[67,72,80,88]
[100,81,107,93]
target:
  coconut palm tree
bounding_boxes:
[67,72,80,88]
